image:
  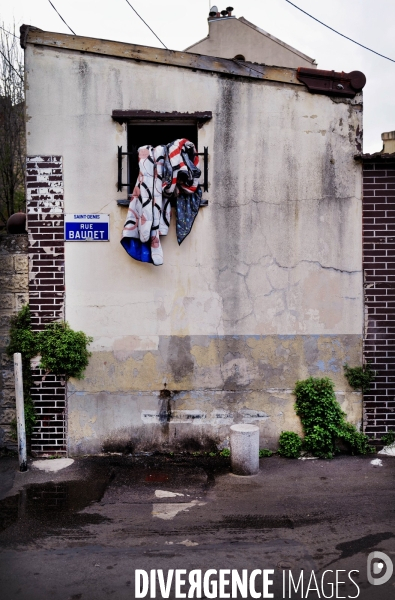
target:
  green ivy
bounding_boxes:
[343,363,376,393]
[6,305,38,361]
[6,306,37,438]
[294,377,374,458]
[259,448,273,458]
[37,322,93,379]
[6,306,93,441]
[341,422,374,455]
[10,396,36,439]
[382,430,395,446]
[278,431,303,458]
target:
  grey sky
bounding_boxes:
[3,0,394,153]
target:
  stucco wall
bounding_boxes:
[185,17,316,68]
[25,45,363,455]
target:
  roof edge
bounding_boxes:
[355,152,395,162]
[184,34,210,52]
[19,25,303,87]
[238,17,316,65]
[20,26,362,100]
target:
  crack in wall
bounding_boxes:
[215,195,360,208]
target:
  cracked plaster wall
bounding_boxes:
[25,46,363,454]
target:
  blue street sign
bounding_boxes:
[64,214,110,241]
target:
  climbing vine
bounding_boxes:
[293,377,373,458]
[6,305,38,437]
[6,305,93,440]
[343,363,376,394]
[382,430,395,447]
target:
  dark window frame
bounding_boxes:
[112,111,212,195]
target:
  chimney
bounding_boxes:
[209,5,219,18]
[209,6,234,19]
[382,131,395,154]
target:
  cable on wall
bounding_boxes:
[47,0,76,36]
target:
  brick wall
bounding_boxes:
[26,156,66,455]
[0,234,29,450]
[363,156,395,444]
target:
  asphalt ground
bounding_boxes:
[0,453,394,600]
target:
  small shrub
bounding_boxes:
[220,448,230,457]
[303,426,334,459]
[382,430,395,447]
[341,422,374,455]
[6,305,38,360]
[6,306,37,439]
[6,306,93,442]
[294,376,374,458]
[344,363,376,393]
[259,448,273,458]
[278,431,303,458]
[38,322,93,379]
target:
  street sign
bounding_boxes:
[64,214,110,241]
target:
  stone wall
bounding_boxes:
[0,234,29,450]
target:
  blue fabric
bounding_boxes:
[120,237,152,263]
[176,187,202,245]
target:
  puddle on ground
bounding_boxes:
[0,478,110,542]
[106,455,230,495]
[0,455,230,543]
[145,472,170,482]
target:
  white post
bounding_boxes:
[14,352,27,472]
[230,424,259,475]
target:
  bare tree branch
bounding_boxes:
[0,22,25,226]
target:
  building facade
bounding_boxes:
[21,26,365,455]
[185,10,317,69]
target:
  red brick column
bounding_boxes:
[26,156,66,455]
[363,156,395,444]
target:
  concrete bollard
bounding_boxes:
[230,424,259,475]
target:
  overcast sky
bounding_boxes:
[2,0,394,153]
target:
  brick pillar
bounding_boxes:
[363,157,395,444]
[26,156,66,455]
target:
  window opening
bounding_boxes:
[113,111,211,199]
[127,123,198,191]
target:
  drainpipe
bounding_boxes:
[14,353,27,472]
